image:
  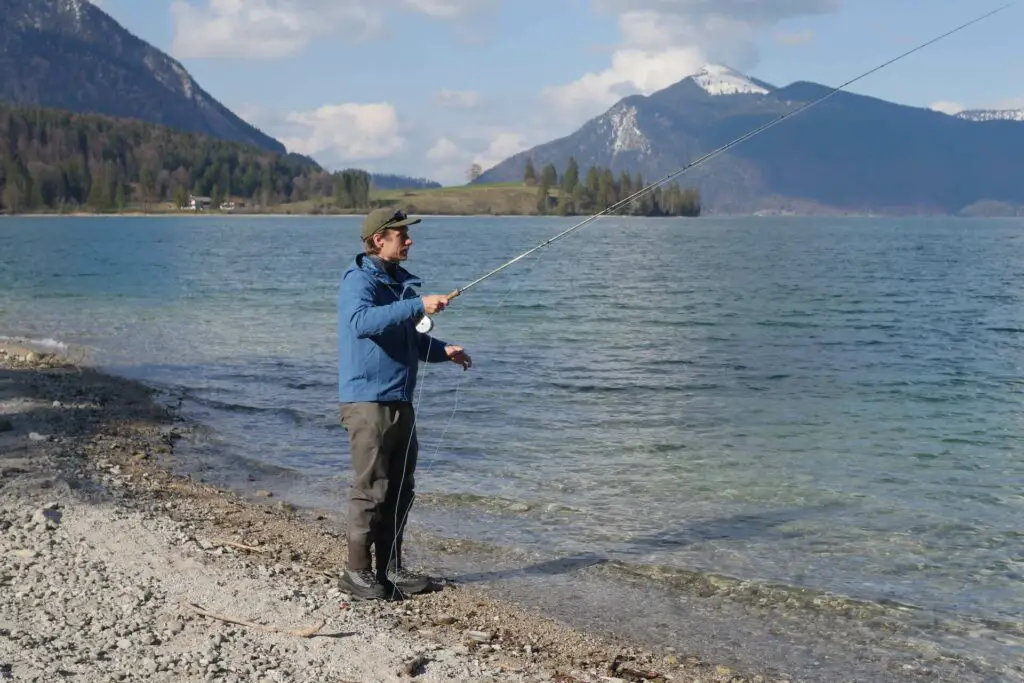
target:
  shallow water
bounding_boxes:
[2,215,1023,677]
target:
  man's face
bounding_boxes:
[375,227,412,262]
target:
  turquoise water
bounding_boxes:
[2,215,1023,678]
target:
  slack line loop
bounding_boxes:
[433,1,1014,305]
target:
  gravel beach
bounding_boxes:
[0,343,779,683]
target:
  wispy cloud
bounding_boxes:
[434,89,483,109]
[169,0,490,59]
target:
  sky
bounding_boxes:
[88,0,1024,185]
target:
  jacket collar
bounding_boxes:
[354,253,423,288]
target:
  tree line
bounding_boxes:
[522,155,700,217]
[0,102,374,213]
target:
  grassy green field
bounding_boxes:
[371,182,554,215]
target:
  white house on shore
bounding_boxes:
[186,195,212,211]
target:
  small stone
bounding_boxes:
[28,432,47,442]
[117,639,132,650]
[255,490,273,498]
[31,507,62,530]
[465,631,493,643]
[508,502,531,513]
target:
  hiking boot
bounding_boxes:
[338,568,388,601]
[381,564,432,596]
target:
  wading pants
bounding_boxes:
[340,402,418,572]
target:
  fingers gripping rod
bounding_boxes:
[414,2,1014,334]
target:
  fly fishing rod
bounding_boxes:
[414,1,1015,334]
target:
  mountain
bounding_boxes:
[477,64,1024,215]
[0,0,285,153]
[956,108,1024,122]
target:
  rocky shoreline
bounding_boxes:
[0,343,781,683]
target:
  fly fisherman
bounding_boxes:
[337,207,473,600]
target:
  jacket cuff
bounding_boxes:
[411,297,426,318]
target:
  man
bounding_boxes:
[337,207,472,600]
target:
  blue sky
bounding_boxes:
[91,0,1023,185]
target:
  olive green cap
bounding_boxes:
[361,208,421,241]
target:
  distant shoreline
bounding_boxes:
[4,206,1022,219]
[5,210,1021,219]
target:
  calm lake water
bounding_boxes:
[1,215,1022,679]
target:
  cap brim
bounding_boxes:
[391,217,422,228]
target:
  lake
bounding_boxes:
[1,214,1022,680]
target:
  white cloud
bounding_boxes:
[544,0,839,124]
[422,131,529,184]
[930,101,965,115]
[476,132,527,169]
[401,0,486,18]
[541,46,705,122]
[435,88,483,108]
[277,103,405,162]
[426,137,462,162]
[169,0,488,59]
[424,137,471,184]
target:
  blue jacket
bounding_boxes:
[337,253,450,403]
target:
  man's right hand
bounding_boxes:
[421,295,449,315]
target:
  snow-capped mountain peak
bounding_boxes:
[691,64,771,96]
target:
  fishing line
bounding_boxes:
[383,238,564,599]
[412,0,1016,331]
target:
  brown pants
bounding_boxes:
[339,402,418,572]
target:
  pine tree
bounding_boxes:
[561,157,579,194]
[523,157,537,186]
[540,163,558,188]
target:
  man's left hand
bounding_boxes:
[445,345,472,370]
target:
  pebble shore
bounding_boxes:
[0,343,783,683]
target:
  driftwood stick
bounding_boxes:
[188,603,326,638]
[211,539,267,553]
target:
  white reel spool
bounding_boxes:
[415,315,434,334]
